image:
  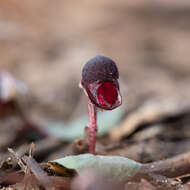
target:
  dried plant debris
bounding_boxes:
[0,94,190,189]
[2,147,190,189]
[8,148,27,172]
[22,156,53,190]
[110,97,190,141]
[3,146,71,190]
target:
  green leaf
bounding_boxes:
[41,106,124,141]
[49,154,141,182]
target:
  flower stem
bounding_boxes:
[87,100,97,154]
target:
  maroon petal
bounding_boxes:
[82,55,119,83]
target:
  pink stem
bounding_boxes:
[87,100,97,154]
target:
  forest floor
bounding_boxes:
[0,1,190,189]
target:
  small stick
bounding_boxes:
[29,142,35,158]
[23,142,36,190]
[8,148,27,172]
[22,156,53,190]
[133,150,190,181]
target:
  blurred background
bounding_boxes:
[1,2,190,189]
[1,0,190,121]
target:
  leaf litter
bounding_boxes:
[1,5,190,189]
[0,89,190,190]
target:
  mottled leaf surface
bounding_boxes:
[49,154,141,182]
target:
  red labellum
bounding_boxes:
[97,81,118,107]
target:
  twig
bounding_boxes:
[141,151,190,177]
[22,155,53,190]
[23,142,35,190]
[8,148,27,172]
[132,150,190,183]
[29,142,35,158]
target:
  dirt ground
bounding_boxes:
[0,1,190,189]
